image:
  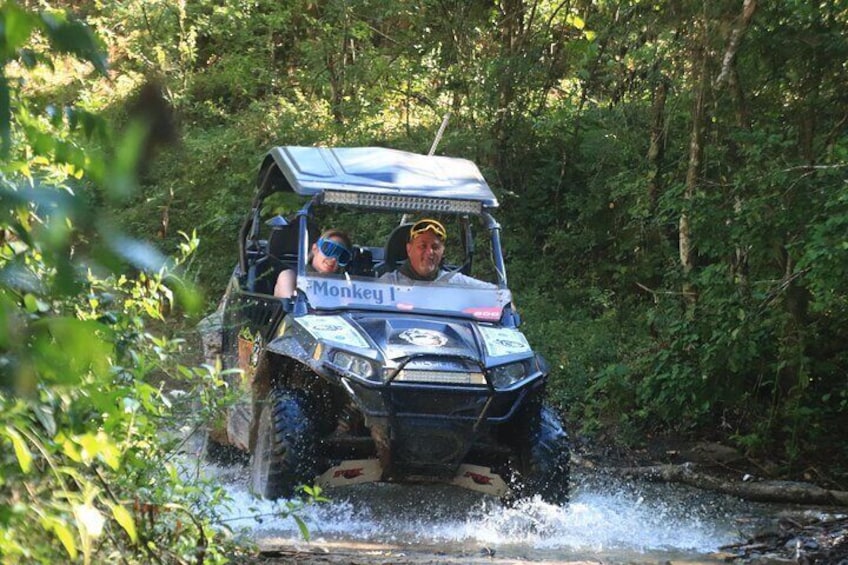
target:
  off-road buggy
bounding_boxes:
[208,146,570,504]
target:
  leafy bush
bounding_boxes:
[0,4,323,562]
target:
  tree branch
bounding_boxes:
[714,0,758,89]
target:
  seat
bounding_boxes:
[247,218,315,294]
[377,223,412,275]
[348,246,374,277]
[267,223,299,260]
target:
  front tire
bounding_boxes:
[251,388,317,499]
[512,405,571,505]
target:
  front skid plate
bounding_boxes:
[315,458,383,487]
[315,460,509,497]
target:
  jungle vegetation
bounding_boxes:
[1,0,846,562]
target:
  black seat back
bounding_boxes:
[267,223,299,260]
[349,246,374,277]
[247,220,317,294]
[379,223,412,275]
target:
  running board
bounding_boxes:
[315,459,508,497]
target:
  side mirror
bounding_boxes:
[501,305,521,328]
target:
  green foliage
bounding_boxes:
[30,0,848,482]
[0,188,247,562]
[1,3,327,562]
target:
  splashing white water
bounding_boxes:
[207,463,742,560]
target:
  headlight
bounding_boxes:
[332,351,374,380]
[488,361,527,389]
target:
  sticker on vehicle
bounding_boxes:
[297,315,370,348]
[478,326,531,357]
[397,328,449,347]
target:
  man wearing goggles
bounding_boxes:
[381,218,494,288]
[274,228,352,298]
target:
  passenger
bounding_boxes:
[380,218,494,288]
[274,228,352,298]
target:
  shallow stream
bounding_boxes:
[202,458,803,563]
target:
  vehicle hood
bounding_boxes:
[289,313,534,369]
[351,314,483,362]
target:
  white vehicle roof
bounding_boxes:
[260,146,499,209]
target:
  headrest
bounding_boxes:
[383,223,413,270]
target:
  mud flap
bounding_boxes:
[315,459,383,488]
[451,464,509,497]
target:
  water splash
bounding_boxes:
[209,463,741,559]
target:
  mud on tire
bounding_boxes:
[251,388,317,499]
[512,405,571,505]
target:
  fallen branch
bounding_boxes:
[609,463,848,506]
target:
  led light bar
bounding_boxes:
[391,370,486,385]
[323,190,482,214]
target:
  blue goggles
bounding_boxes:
[316,237,352,267]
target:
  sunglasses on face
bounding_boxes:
[409,219,446,241]
[316,237,352,267]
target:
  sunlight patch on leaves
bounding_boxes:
[3,426,32,473]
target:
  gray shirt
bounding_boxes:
[380,267,496,289]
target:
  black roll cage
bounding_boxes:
[237,151,512,319]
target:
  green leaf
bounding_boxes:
[106,120,147,201]
[39,11,108,75]
[50,519,78,560]
[0,3,38,56]
[110,503,138,543]
[566,13,586,30]
[4,426,32,473]
[31,402,57,438]
[23,293,38,313]
[33,317,114,383]
[69,431,120,468]
[293,514,310,541]
[0,73,9,158]
[61,434,82,462]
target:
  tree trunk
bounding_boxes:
[493,0,527,171]
[714,0,757,90]
[680,33,708,298]
[728,66,751,285]
[647,77,668,213]
[610,463,848,506]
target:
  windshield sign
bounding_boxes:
[301,275,511,321]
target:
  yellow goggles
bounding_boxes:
[409,218,447,241]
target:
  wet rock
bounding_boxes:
[744,557,797,564]
[726,515,848,564]
[197,309,223,365]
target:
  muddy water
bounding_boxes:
[205,460,776,563]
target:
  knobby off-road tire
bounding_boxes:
[251,388,317,500]
[513,405,571,505]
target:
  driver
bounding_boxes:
[380,218,494,288]
[274,228,352,298]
